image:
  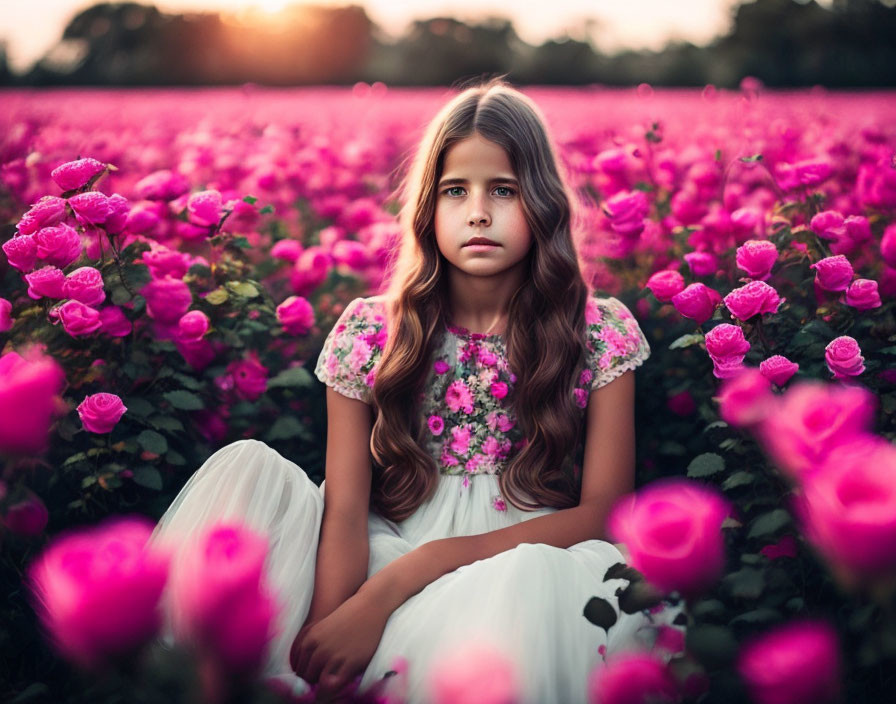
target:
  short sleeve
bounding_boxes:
[314,297,388,403]
[585,295,650,390]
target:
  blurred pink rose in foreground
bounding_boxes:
[608,479,731,598]
[824,336,864,380]
[645,269,685,302]
[671,283,722,325]
[277,296,315,335]
[427,642,518,704]
[28,517,169,670]
[717,367,772,427]
[77,393,127,433]
[0,348,66,455]
[738,621,840,704]
[588,652,678,704]
[50,157,106,191]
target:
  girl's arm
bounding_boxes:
[357,370,636,613]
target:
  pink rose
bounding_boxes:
[186,189,223,228]
[28,517,169,670]
[2,489,49,536]
[683,250,717,277]
[881,223,896,268]
[738,621,841,704]
[34,224,82,268]
[844,279,881,311]
[167,522,276,673]
[603,190,649,238]
[99,306,132,337]
[63,266,106,307]
[723,280,782,321]
[667,389,696,416]
[332,239,369,270]
[717,367,772,427]
[671,283,721,324]
[427,643,518,704]
[735,239,778,280]
[25,266,66,300]
[3,234,38,272]
[759,535,798,561]
[825,336,864,380]
[125,201,164,234]
[704,323,750,361]
[645,269,685,302]
[53,300,103,336]
[811,255,853,292]
[759,355,799,387]
[77,393,127,433]
[134,169,189,201]
[433,360,450,375]
[276,296,315,335]
[290,246,331,296]
[270,239,303,262]
[17,196,67,235]
[177,338,216,371]
[445,380,474,414]
[104,194,131,234]
[588,652,678,704]
[490,381,509,400]
[176,310,210,342]
[0,297,13,332]
[776,158,832,190]
[428,415,445,435]
[227,355,268,401]
[68,191,111,226]
[141,246,191,280]
[756,382,875,480]
[50,157,106,191]
[809,210,845,242]
[608,479,731,598]
[142,276,193,324]
[0,349,66,454]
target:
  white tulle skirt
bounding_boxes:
[151,439,672,703]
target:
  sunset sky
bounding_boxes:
[1,0,818,73]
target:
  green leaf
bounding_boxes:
[188,263,212,277]
[878,346,896,356]
[133,466,163,491]
[81,475,97,488]
[703,421,729,432]
[166,450,186,466]
[137,429,168,455]
[63,452,88,467]
[730,608,781,626]
[232,236,252,250]
[148,415,185,432]
[259,204,275,215]
[687,452,725,478]
[691,599,727,620]
[124,397,154,418]
[242,195,258,205]
[267,366,314,389]
[669,333,704,350]
[111,286,132,306]
[205,287,229,305]
[714,148,722,161]
[172,372,203,390]
[722,470,755,490]
[226,281,259,298]
[583,597,617,631]
[265,415,305,442]
[747,508,791,539]
[722,567,765,600]
[163,390,204,410]
[686,624,738,671]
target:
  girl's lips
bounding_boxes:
[464,237,499,246]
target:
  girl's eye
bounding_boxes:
[494,186,515,197]
[444,186,465,197]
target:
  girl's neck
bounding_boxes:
[445,271,522,335]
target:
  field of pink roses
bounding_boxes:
[1,84,895,704]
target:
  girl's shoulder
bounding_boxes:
[583,293,651,390]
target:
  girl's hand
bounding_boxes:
[289,590,391,701]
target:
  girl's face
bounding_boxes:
[434,133,532,287]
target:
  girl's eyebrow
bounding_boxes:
[438,176,520,187]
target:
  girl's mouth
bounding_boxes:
[464,237,499,247]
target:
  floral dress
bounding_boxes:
[151,293,672,704]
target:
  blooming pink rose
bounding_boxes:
[99,306,132,337]
[427,643,518,704]
[63,266,106,307]
[704,323,750,361]
[0,349,66,454]
[176,310,210,342]
[25,266,66,300]
[186,190,223,228]
[276,296,315,335]
[603,190,649,238]
[34,224,82,268]
[53,300,103,336]
[756,382,875,480]
[2,490,49,536]
[825,336,864,380]
[735,239,778,280]
[776,158,833,191]
[104,194,131,235]
[77,393,127,433]
[28,517,169,670]
[227,355,268,401]
[177,338,216,371]
[125,200,164,234]
[759,355,799,387]
[445,380,474,414]
[68,191,111,226]
[141,246,191,280]
[671,283,722,324]
[0,297,13,332]
[2,234,38,272]
[290,247,331,296]
[724,280,782,321]
[844,279,881,311]
[134,169,189,201]
[645,270,685,302]
[588,652,678,704]
[717,367,772,427]
[738,621,841,704]
[270,239,302,262]
[167,522,276,673]
[142,276,193,324]
[683,250,717,277]
[332,239,369,270]
[490,381,509,400]
[881,223,896,268]
[809,210,845,242]
[811,255,853,292]
[50,157,106,191]
[17,196,67,235]
[608,479,731,598]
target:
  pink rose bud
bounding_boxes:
[683,250,717,277]
[603,190,650,238]
[881,223,896,268]
[25,266,67,300]
[34,224,82,268]
[276,296,315,335]
[28,517,169,670]
[68,191,111,226]
[667,389,696,416]
[724,280,782,321]
[645,269,685,302]
[176,310,210,342]
[134,169,189,201]
[142,246,191,280]
[99,306,132,337]
[0,297,13,332]
[704,323,750,362]
[167,522,276,674]
[825,336,864,380]
[186,190,223,228]
[50,157,106,191]
[2,490,49,536]
[717,367,772,427]
[77,393,127,433]
[735,239,778,280]
[53,300,103,337]
[759,355,799,387]
[738,621,841,704]
[104,194,131,235]
[63,266,106,307]
[809,210,845,242]
[671,283,722,324]
[811,255,853,292]
[588,652,678,704]
[227,354,268,401]
[844,279,881,311]
[17,196,67,235]
[0,349,66,454]
[3,234,39,272]
[608,479,731,598]
[427,643,518,704]
[142,276,193,324]
[757,381,875,480]
[270,239,303,262]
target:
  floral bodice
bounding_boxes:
[314,295,650,480]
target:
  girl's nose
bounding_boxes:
[467,196,491,226]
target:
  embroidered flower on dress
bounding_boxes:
[492,496,507,512]
[445,379,474,414]
[434,359,450,374]
[428,415,445,435]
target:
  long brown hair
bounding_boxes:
[370,79,589,521]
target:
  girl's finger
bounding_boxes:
[306,648,332,686]
[293,641,314,680]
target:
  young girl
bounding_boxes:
[152,79,670,703]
